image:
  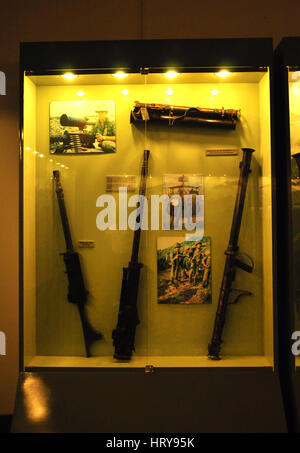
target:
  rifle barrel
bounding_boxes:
[53,171,74,252]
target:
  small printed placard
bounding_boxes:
[77,240,95,248]
[205,149,238,156]
[106,175,136,192]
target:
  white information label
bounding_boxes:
[206,148,238,156]
[77,241,95,248]
[106,175,136,192]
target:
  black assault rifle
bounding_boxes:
[112,149,150,360]
[53,170,102,357]
[208,148,255,360]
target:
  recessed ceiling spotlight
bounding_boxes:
[216,70,230,78]
[164,71,179,79]
[62,72,77,80]
[113,71,128,79]
[292,82,300,95]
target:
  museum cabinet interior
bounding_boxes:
[22,68,274,369]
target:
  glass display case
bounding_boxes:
[289,66,300,350]
[274,38,300,372]
[20,38,275,370]
[273,37,300,433]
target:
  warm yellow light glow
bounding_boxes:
[39,154,44,158]
[33,150,38,155]
[56,162,61,166]
[113,71,128,79]
[76,91,85,96]
[164,71,179,79]
[49,159,53,162]
[62,72,77,80]
[61,164,65,167]
[121,89,129,95]
[216,70,230,78]
[210,97,215,101]
[292,82,300,95]
[23,375,49,423]
[211,89,219,95]
[25,147,31,150]
[165,88,174,95]
[291,71,300,81]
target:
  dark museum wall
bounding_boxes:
[1,0,300,426]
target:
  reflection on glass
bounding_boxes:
[23,374,50,422]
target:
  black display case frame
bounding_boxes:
[273,37,300,432]
[13,37,287,433]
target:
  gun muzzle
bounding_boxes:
[60,114,95,128]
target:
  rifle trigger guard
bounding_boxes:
[229,289,252,304]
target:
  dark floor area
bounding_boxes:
[0,415,12,433]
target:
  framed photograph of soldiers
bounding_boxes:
[157,236,212,304]
[163,174,204,230]
[49,100,116,154]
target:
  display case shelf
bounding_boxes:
[25,355,272,370]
